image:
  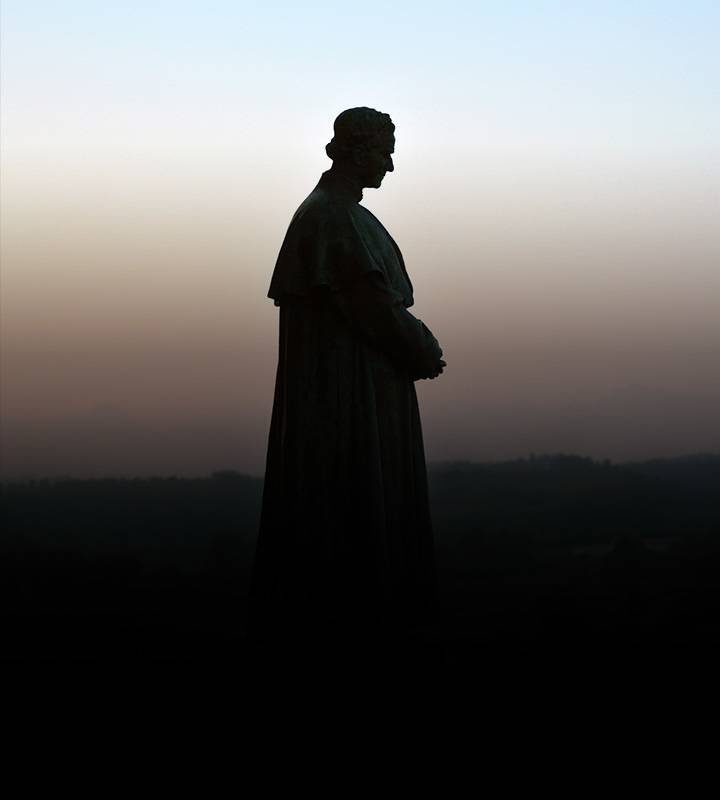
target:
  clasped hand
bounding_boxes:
[426,358,446,380]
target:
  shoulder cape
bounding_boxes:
[268,173,412,307]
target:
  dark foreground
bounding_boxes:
[2,455,719,678]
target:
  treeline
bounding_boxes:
[431,452,720,551]
[3,453,718,562]
[1,454,719,662]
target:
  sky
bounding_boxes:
[1,1,719,477]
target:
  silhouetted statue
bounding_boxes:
[248,107,446,644]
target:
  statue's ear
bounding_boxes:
[352,148,368,168]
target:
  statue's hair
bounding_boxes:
[325,107,395,162]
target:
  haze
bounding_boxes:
[1,1,719,477]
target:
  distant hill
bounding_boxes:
[2,454,719,662]
[429,453,720,547]
[2,455,718,561]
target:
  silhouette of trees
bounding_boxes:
[1,454,719,661]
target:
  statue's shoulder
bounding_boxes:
[269,180,379,302]
[288,182,359,239]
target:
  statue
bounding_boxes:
[248,108,446,645]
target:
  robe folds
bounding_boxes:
[249,169,442,639]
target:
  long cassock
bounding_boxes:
[249,168,442,638]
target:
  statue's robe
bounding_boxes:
[249,169,441,640]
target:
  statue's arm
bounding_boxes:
[335,273,445,380]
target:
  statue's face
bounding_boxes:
[356,133,395,189]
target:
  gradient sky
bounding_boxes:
[1,1,719,476]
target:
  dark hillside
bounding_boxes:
[2,456,719,666]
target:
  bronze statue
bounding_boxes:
[248,107,446,643]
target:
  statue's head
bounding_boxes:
[325,107,395,189]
